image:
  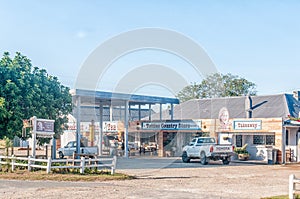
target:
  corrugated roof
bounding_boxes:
[149,93,300,120]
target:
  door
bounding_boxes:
[163,132,177,156]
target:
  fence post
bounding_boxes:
[289,174,295,199]
[111,155,117,175]
[46,157,51,174]
[11,155,15,172]
[28,156,31,171]
[80,157,85,174]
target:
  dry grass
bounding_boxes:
[0,170,134,182]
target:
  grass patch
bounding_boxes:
[262,194,300,199]
[0,170,135,182]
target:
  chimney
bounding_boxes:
[245,95,252,118]
[293,91,300,101]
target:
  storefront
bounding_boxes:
[129,92,300,164]
[129,119,205,157]
[217,118,282,162]
[129,117,283,161]
[67,89,300,163]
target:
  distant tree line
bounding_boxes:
[176,73,257,103]
[0,52,72,140]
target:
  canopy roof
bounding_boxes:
[71,89,180,106]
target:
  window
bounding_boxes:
[253,135,275,145]
[236,135,242,147]
[197,138,204,144]
[189,138,196,146]
[266,135,275,145]
[253,135,264,145]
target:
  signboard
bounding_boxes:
[233,120,262,130]
[103,121,118,132]
[66,122,100,132]
[142,120,201,130]
[36,119,55,133]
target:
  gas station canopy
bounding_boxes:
[71,89,180,106]
[70,89,180,157]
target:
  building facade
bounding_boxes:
[129,91,300,163]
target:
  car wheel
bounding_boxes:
[182,151,190,163]
[200,151,208,165]
[59,151,64,159]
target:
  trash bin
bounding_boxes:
[267,148,278,165]
[267,148,273,164]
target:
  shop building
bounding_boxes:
[67,89,179,158]
[129,91,300,163]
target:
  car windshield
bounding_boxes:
[189,138,196,146]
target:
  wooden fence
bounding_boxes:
[0,155,117,175]
[289,174,300,199]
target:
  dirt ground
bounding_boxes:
[1,160,300,199]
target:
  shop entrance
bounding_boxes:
[163,132,177,156]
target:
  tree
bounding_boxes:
[0,52,72,140]
[176,73,257,102]
[175,82,202,103]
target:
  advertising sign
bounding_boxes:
[233,120,262,130]
[36,119,55,133]
[142,120,201,130]
[103,121,118,132]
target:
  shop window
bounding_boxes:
[236,135,242,147]
[253,135,275,145]
[266,135,275,145]
[253,135,264,145]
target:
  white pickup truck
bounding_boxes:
[57,141,98,159]
[182,137,235,165]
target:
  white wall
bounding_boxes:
[60,131,76,148]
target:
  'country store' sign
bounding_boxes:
[142,120,201,130]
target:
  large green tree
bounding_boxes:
[0,52,72,139]
[176,73,257,102]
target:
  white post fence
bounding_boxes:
[0,155,117,175]
[289,174,300,199]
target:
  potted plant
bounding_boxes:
[234,144,250,161]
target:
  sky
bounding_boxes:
[0,0,299,97]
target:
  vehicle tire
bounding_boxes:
[182,151,190,163]
[200,151,208,165]
[59,151,64,159]
[222,158,230,165]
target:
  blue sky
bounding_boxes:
[0,0,299,97]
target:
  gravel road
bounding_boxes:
[1,157,300,199]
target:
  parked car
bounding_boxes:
[182,137,235,165]
[57,141,98,159]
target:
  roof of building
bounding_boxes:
[70,89,179,122]
[149,93,300,121]
[73,106,154,122]
[71,89,180,106]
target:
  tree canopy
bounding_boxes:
[0,52,72,140]
[176,73,257,102]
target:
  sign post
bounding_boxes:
[30,116,55,158]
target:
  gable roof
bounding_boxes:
[149,93,300,120]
